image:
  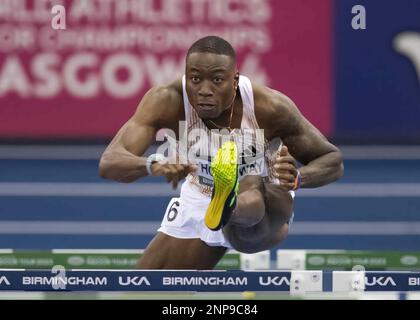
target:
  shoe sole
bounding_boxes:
[205,141,238,230]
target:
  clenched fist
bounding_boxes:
[273,145,301,191]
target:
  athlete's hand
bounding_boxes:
[273,145,300,191]
[151,162,197,189]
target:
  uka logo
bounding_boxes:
[259,276,290,286]
[118,276,151,286]
[365,276,396,287]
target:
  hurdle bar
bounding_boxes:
[277,249,420,270]
[0,270,419,293]
[0,249,271,270]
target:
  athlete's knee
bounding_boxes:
[231,187,265,227]
[225,222,290,254]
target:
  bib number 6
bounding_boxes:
[167,200,180,222]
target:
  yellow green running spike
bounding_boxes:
[205,140,239,231]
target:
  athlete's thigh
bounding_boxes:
[137,232,227,269]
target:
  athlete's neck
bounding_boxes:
[204,92,241,130]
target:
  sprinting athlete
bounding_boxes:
[99,36,344,269]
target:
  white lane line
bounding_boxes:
[0,221,419,235]
[1,145,420,160]
[0,183,420,197]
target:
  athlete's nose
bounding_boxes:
[198,81,213,97]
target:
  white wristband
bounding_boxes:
[145,153,167,175]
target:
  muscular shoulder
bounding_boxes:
[252,82,300,139]
[144,79,183,118]
[133,78,184,128]
[138,80,184,122]
[154,78,183,106]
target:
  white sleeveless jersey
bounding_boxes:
[180,75,280,197]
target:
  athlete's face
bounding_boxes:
[185,52,239,119]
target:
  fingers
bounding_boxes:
[278,182,295,192]
[164,164,180,189]
[173,164,190,189]
[186,164,198,174]
[150,163,164,176]
[158,163,197,189]
[278,145,288,157]
[274,160,298,177]
[275,172,297,190]
[277,172,296,183]
[274,163,296,173]
[275,145,296,167]
[275,155,296,166]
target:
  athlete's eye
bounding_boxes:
[191,77,200,83]
[213,77,223,84]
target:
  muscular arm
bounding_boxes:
[255,86,344,188]
[99,83,183,183]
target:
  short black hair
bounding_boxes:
[187,36,236,61]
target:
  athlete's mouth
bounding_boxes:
[197,103,216,110]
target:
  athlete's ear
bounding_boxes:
[234,72,239,90]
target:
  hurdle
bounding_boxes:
[0,269,420,295]
[0,249,271,270]
[277,249,420,270]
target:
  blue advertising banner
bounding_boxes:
[0,270,420,292]
[0,270,292,292]
[335,0,420,142]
